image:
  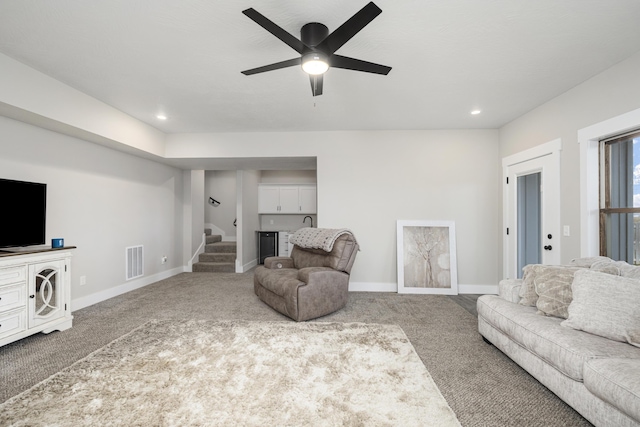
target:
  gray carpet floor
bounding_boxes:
[0,271,592,427]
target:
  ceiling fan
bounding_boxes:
[241,2,392,96]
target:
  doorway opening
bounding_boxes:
[503,139,561,279]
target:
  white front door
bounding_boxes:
[504,142,561,279]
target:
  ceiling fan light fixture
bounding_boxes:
[302,53,329,75]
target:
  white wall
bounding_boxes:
[190,170,205,256]
[499,51,640,264]
[241,170,260,272]
[0,52,166,158]
[260,170,317,184]
[0,116,184,309]
[166,129,501,293]
[204,170,237,237]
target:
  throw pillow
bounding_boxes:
[562,270,640,347]
[518,264,543,307]
[619,263,640,280]
[534,266,581,318]
[570,256,612,268]
[518,264,578,307]
[590,259,627,275]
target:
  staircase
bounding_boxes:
[192,229,236,273]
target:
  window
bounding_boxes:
[600,130,640,263]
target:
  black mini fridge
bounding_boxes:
[257,231,278,264]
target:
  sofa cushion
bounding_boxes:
[562,270,640,347]
[534,266,580,318]
[478,295,640,381]
[584,358,640,423]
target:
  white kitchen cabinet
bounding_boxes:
[258,184,317,214]
[298,186,317,214]
[279,187,300,213]
[258,185,281,213]
[0,249,73,347]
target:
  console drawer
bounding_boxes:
[0,283,26,313]
[0,308,26,340]
[0,265,27,287]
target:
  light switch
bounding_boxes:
[563,225,570,236]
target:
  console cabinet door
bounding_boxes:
[28,260,65,328]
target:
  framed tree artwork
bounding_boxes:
[397,220,458,295]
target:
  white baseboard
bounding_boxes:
[459,284,498,295]
[349,282,498,294]
[71,267,184,311]
[239,258,257,273]
[349,282,397,292]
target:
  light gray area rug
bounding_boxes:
[0,319,460,427]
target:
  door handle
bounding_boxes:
[544,245,552,250]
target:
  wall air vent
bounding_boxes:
[126,245,144,280]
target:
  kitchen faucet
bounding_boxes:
[303,216,313,228]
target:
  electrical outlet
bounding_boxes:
[161,256,168,264]
[563,225,570,236]
[80,276,87,286]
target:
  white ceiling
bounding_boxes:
[1,0,640,135]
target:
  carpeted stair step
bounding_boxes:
[205,242,236,253]
[206,234,222,244]
[198,252,235,263]
[192,262,235,273]
[205,228,212,236]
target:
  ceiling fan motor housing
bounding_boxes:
[301,23,329,48]
[241,3,391,96]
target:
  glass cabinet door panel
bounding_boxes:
[28,260,65,328]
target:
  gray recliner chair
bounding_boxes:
[254,233,359,321]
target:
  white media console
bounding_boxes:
[0,248,74,347]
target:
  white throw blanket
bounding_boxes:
[289,228,357,252]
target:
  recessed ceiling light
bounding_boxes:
[470,110,482,115]
[156,114,167,120]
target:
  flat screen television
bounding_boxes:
[0,178,47,249]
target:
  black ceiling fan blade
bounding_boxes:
[330,55,391,75]
[310,74,324,96]
[242,8,308,54]
[242,58,302,75]
[315,2,382,55]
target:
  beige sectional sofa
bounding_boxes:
[478,257,640,427]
